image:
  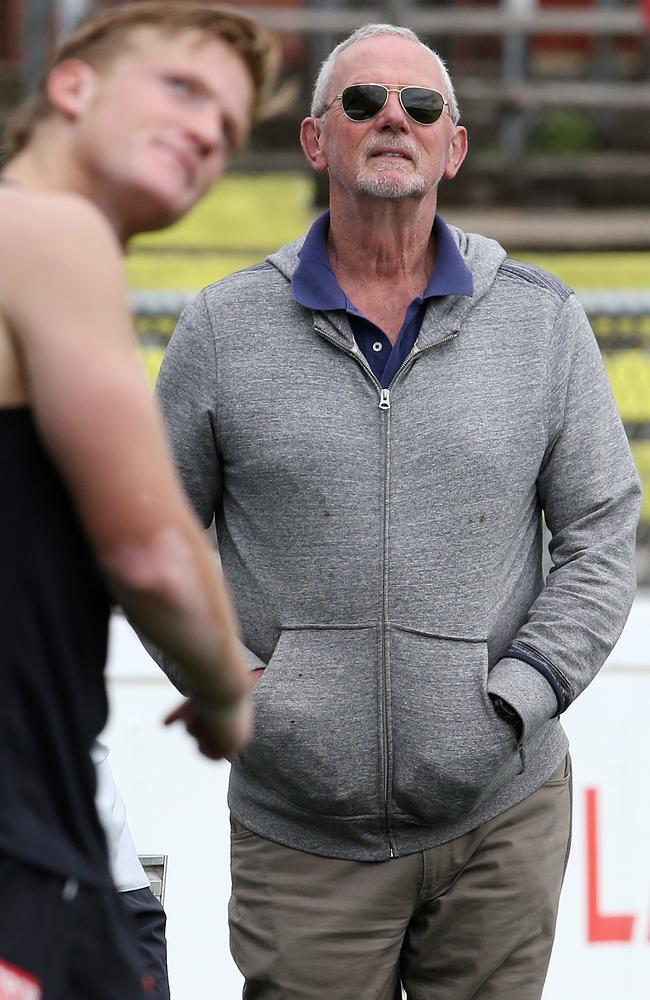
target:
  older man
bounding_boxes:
[156,23,641,1000]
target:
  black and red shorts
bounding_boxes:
[0,853,143,1000]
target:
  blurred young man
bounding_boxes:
[0,4,277,998]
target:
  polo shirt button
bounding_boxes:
[372,341,383,352]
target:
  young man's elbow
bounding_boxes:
[100,527,197,611]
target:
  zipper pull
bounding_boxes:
[378,388,390,411]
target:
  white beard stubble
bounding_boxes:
[354,166,429,200]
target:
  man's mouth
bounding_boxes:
[368,148,413,163]
[155,142,197,184]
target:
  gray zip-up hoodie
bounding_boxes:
[156,226,641,861]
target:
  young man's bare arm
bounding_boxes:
[0,193,248,753]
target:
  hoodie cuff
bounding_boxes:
[487,657,559,742]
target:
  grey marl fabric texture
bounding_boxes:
[154,225,641,861]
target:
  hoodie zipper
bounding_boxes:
[377,330,459,413]
[377,331,459,857]
[314,324,459,858]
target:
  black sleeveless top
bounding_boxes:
[0,408,112,885]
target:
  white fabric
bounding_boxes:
[91,740,150,892]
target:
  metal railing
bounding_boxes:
[138,854,168,905]
[240,4,647,35]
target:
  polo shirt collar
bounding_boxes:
[291,210,474,311]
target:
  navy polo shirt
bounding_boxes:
[292,211,474,388]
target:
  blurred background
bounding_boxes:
[2,0,648,577]
[2,3,649,997]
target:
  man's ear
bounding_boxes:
[46,59,98,121]
[299,117,328,173]
[443,124,468,181]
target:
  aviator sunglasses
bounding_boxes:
[323,84,450,126]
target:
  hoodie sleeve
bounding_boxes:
[487,292,642,742]
[143,291,266,687]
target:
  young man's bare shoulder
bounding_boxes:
[0,189,123,304]
[0,189,120,266]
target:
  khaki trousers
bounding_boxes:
[229,757,572,1000]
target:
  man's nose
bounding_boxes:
[375,91,409,130]
[186,110,222,156]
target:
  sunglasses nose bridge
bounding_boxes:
[376,87,411,126]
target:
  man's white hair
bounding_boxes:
[310,23,460,125]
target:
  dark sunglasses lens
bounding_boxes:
[341,85,387,121]
[402,87,445,124]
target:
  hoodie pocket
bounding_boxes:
[240,626,380,817]
[389,628,523,824]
